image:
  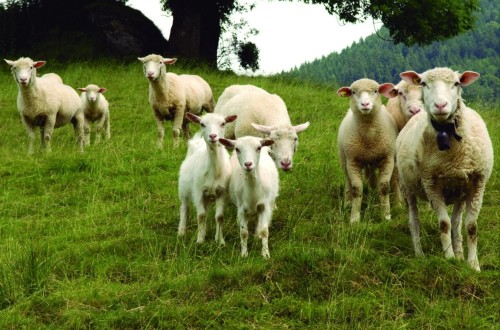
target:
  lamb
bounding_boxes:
[215,84,309,171]
[138,54,215,148]
[178,113,237,245]
[337,78,399,223]
[396,67,493,271]
[78,84,110,145]
[219,136,279,259]
[382,80,424,131]
[4,57,85,154]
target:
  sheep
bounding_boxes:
[138,54,215,148]
[396,68,493,271]
[178,112,237,245]
[215,84,309,171]
[78,84,110,145]
[4,57,84,154]
[219,136,279,259]
[381,80,424,131]
[337,78,399,223]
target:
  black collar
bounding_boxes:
[430,117,462,151]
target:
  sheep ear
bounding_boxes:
[4,59,15,66]
[459,71,480,86]
[400,71,421,86]
[138,57,145,62]
[378,83,398,98]
[219,138,235,149]
[251,123,272,135]
[337,87,351,97]
[294,122,310,133]
[186,112,201,124]
[77,88,86,92]
[261,139,274,147]
[33,61,46,69]
[164,58,177,65]
[98,88,107,93]
[225,115,237,123]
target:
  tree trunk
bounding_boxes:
[167,0,223,67]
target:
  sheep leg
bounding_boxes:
[42,116,56,153]
[407,195,424,257]
[451,201,465,260]
[257,204,271,259]
[346,162,363,223]
[171,108,185,148]
[390,168,403,206]
[378,156,394,221]
[72,113,85,152]
[237,208,249,257]
[104,115,111,140]
[429,198,455,259]
[464,179,486,271]
[153,110,165,149]
[22,116,36,155]
[95,115,107,144]
[178,195,189,237]
[83,120,91,146]
[182,118,191,140]
[214,197,225,246]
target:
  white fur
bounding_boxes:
[178,113,237,245]
[382,80,424,132]
[5,57,84,154]
[397,67,493,271]
[337,78,399,223]
[138,54,215,148]
[78,84,110,145]
[215,84,309,171]
[219,136,279,259]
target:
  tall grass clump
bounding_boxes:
[0,59,498,328]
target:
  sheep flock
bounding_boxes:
[3,55,495,270]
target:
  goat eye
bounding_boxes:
[256,147,262,151]
[200,123,206,128]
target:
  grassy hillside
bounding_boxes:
[0,60,498,328]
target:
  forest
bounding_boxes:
[282,0,499,103]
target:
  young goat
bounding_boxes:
[219,136,279,258]
[178,113,237,245]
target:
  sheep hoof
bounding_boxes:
[469,260,480,272]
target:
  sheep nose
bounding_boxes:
[19,77,28,84]
[409,107,421,115]
[147,71,154,77]
[209,134,217,141]
[434,102,448,110]
[361,102,370,107]
[244,162,252,168]
[280,160,292,170]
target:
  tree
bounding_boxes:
[162,0,479,67]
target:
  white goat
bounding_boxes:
[397,68,493,271]
[78,84,110,145]
[219,136,279,259]
[138,54,215,148]
[215,85,309,171]
[178,113,237,245]
[5,57,84,154]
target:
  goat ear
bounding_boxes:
[225,115,237,123]
[459,71,480,86]
[77,88,86,92]
[219,138,235,149]
[379,83,397,98]
[261,139,274,147]
[138,57,146,62]
[4,59,15,66]
[33,61,46,69]
[98,88,107,93]
[251,123,272,135]
[164,58,177,65]
[186,112,201,124]
[294,122,310,133]
[337,87,351,97]
[400,71,421,86]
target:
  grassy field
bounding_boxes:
[0,60,498,328]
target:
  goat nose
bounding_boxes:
[434,102,448,109]
[244,161,252,168]
[209,134,217,140]
[280,160,292,170]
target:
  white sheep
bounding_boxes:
[4,57,84,154]
[397,67,493,271]
[78,84,110,145]
[219,136,279,259]
[337,78,399,223]
[215,84,309,171]
[138,54,215,148]
[382,80,424,131]
[178,113,237,245]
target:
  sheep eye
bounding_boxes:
[398,91,403,95]
[454,81,460,87]
[200,123,206,128]
[235,148,240,153]
[352,91,356,95]
[256,147,262,151]
[221,123,225,127]
[420,82,427,87]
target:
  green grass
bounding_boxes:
[0,60,498,328]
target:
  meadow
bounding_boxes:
[0,60,498,328]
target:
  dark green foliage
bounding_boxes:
[282,0,498,103]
